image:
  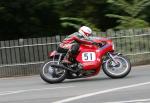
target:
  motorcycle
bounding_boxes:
[40,36,131,84]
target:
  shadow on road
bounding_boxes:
[64,77,110,83]
[61,75,134,84]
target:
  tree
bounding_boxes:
[60,17,100,32]
[53,0,110,31]
[106,0,150,29]
[0,0,61,40]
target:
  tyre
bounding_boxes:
[40,60,67,84]
[102,55,131,78]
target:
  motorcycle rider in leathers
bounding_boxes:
[57,26,97,64]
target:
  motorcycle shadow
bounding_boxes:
[63,77,112,84]
[63,75,133,84]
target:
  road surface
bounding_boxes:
[0,65,150,103]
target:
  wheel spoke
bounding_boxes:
[106,56,129,76]
[42,61,65,80]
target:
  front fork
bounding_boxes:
[52,53,64,64]
[107,52,121,66]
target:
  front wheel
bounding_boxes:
[102,55,131,78]
[40,60,67,84]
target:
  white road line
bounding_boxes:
[53,81,150,103]
[0,86,74,96]
[106,98,150,103]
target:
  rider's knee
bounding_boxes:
[70,44,80,55]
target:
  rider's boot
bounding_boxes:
[62,52,72,64]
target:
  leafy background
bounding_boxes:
[0,0,150,40]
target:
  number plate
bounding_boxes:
[82,52,96,61]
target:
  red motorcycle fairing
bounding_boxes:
[76,38,114,76]
[48,37,114,75]
[76,44,101,71]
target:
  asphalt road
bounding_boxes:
[0,65,150,103]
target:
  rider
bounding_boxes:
[57,26,97,64]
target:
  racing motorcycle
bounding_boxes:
[40,37,131,84]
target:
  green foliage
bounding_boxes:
[106,14,149,29]
[106,0,150,29]
[53,0,108,30]
[60,17,100,32]
[107,0,150,17]
[0,0,60,40]
[0,0,150,40]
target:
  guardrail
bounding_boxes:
[0,28,150,77]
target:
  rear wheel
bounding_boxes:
[40,60,67,84]
[102,55,131,78]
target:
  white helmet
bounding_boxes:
[78,26,92,39]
